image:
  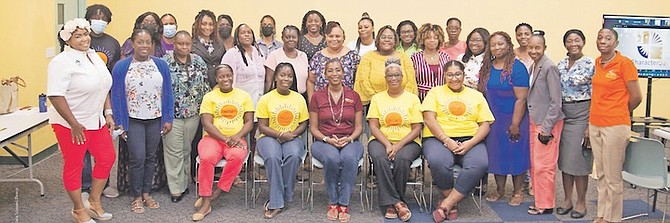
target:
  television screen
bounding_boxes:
[603,15,670,78]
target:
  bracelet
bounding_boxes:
[437,133,447,141]
[322,136,330,143]
[277,132,284,138]
[104,108,113,116]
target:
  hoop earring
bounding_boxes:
[490,55,496,61]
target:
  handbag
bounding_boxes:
[0,76,26,114]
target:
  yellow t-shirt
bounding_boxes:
[256,89,309,135]
[366,91,423,144]
[354,51,418,104]
[421,86,495,138]
[199,88,255,137]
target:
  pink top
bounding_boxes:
[439,40,466,61]
[264,49,309,94]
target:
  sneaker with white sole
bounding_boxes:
[103,187,119,198]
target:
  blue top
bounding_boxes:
[111,56,174,130]
[557,56,594,102]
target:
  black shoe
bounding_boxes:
[171,189,188,203]
[556,206,573,215]
[570,210,586,219]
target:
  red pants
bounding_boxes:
[197,135,247,196]
[529,120,563,209]
[52,124,116,191]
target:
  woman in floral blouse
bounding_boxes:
[457,28,490,89]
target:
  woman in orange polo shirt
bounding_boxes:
[589,28,642,223]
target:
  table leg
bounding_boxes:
[2,146,28,167]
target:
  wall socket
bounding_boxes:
[46,47,56,58]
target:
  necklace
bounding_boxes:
[424,51,438,60]
[327,88,345,126]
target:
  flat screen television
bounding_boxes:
[603,15,670,78]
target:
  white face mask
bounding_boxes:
[90,19,108,35]
[163,24,177,38]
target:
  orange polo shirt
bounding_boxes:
[589,51,638,127]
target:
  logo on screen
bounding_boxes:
[636,31,662,59]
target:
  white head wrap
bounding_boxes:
[59,18,91,42]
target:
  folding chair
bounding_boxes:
[428,164,483,215]
[621,136,669,222]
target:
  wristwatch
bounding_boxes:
[104,108,113,116]
[322,136,330,143]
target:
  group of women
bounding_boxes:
[48,5,641,223]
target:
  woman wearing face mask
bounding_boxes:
[120,12,166,59]
[265,25,309,96]
[526,31,565,215]
[217,14,234,51]
[514,23,534,70]
[347,12,375,57]
[192,10,225,88]
[458,28,490,89]
[160,13,177,54]
[396,20,419,56]
[298,10,327,61]
[258,15,283,57]
[354,25,417,105]
[411,23,449,101]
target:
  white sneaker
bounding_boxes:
[81,192,91,209]
[103,187,119,198]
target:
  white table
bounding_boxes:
[652,127,670,142]
[0,108,47,196]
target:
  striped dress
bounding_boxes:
[410,51,450,100]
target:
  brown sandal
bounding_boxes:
[263,200,282,219]
[143,196,160,209]
[394,202,412,222]
[384,205,398,219]
[509,193,523,206]
[131,200,145,214]
[327,204,339,221]
[337,206,350,223]
[486,191,503,202]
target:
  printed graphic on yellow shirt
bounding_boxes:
[380,107,409,132]
[442,98,473,122]
[272,104,299,132]
[216,100,243,126]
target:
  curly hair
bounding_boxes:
[416,23,445,50]
[300,10,326,35]
[192,10,219,43]
[477,31,516,92]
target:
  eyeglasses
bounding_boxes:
[445,72,464,79]
[468,38,484,43]
[385,73,402,79]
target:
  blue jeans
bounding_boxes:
[257,136,305,209]
[312,140,363,205]
[126,118,162,198]
[423,138,488,194]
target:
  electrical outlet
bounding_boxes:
[46,47,56,58]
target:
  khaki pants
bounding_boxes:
[163,116,200,195]
[589,124,630,222]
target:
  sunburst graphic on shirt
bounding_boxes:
[272,104,299,132]
[93,46,112,65]
[216,100,243,126]
[442,97,473,121]
[636,31,662,59]
[380,107,409,132]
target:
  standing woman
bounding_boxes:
[160,13,177,54]
[217,14,235,51]
[458,28,490,89]
[48,18,115,223]
[556,29,594,219]
[221,23,266,108]
[192,65,254,221]
[396,20,419,56]
[347,12,376,57]
[264,25,309,96]
[258,15,283,57]
[192,10,225,88]
[513,23,534,70]
[368,58,423,222]
[411,23,449,101]
[307,21,360,101]
[526,32,565,215]
[298,10,327,61]
[120,12,166,59]
[111,28,174,214]
[479,31,530,207]
[354,25,417,105]
[590,28,641,223]
[309,58,364,222]
[256,63,309,219]
[161,31,211,203]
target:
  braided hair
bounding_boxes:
[477,31,516,92]
[233,24,263,66]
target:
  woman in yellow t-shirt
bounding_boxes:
[256,63,309,219]
[367,58,422,222]
[424,60,494,222]
[192,65,254,221]
[354,25,417,105]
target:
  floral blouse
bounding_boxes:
[458,53,484,89]
[125,59,163,119]
[558,56,595,102]
[309,50,361,91]
[162,53,211,119]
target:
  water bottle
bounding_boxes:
[38,93,47,113]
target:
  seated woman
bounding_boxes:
[367,58,423,222]
[256,63,309,219]
[423,60,494,222]
[192,65,253,221]
[309,58,364,222]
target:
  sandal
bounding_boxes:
[263,200,282,219]
[384,205,398,219]
[131,200,145,214]
[327,204,339,221]
[143,196,160,209]
[448,208,458,220]
[508,193,523,206]
[527,206,554,215]
[86,201,113,220]
[432,207,449,222]
[337,206,350,223]
[71,208,94,223]
[394,202,412,222]
[486,191,502,202]
[232,176,245,188]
